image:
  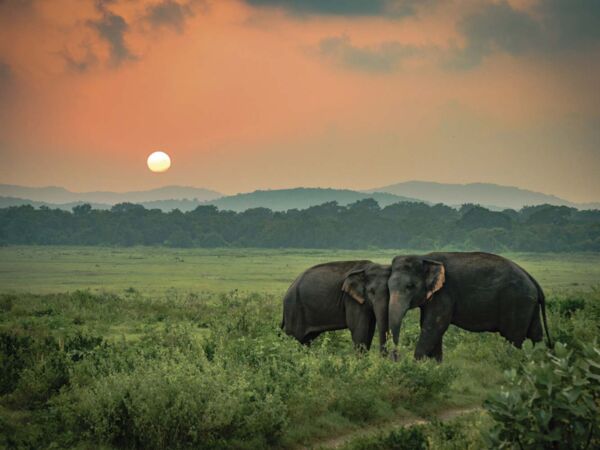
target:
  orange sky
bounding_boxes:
[1,0,599,201]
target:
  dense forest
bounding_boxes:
[1,200,600,251]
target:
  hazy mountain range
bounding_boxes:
[205,188,419,212]
[368,181,600,211]
[0,185,221,205]
[0,188,419,213]
[1,182,598,212]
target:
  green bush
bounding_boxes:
[0,294,15,312]
[1,331,104,409]
[548,294,586,317]
[426,413,491,450]
[54,360,288,449]
[12,287,595,449]
[341,425,428,450]
[484,341,600,449]
[39,293,454,449]
[548,292,600,350]
[0,332,32,394]
[8,350,70,408]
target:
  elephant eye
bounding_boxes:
[406,283,415,290]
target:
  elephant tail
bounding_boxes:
[524,269,553,349]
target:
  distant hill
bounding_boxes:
[141,199,211,212]
[2,182,598,213]
[0,196,110,210]
[0,185,222,205]
[0,188,421,212]
[367,181,600,211]
[203,188,421,212]
[0,196,212,212]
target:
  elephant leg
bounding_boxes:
[373,303,389,356]
[496,288,538,348]
[300,331,321,346]
[363,318,376,352]
[378,325,388,355]
[503,329,529,348]
[526,304,544,344]
[415,302,450,361]
[501,301,536,348]
[506,334,525,349]
[351,316,376,352]
[346,303,375,352]
[429,337,443,362]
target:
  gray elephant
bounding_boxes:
[282,261,390,352]
[387,252,552,361]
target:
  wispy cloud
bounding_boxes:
[88,1,136,67]
[145,0,195,33]
[245,0,421,18]
[450,0,600,69]
[318,36,418,72]
[61,47,98,73]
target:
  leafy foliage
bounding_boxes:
[484,341,600,449]
[341,425,428,450]
[1,256,600,448]
[0,291,455,449]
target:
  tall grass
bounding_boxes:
[1,285,599,448]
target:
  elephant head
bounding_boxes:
[342,263,391,348]
[387,256,446,348]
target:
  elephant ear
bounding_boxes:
[342,268,366,304]
[423,259,445,301]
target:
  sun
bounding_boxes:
[147,151,171,173]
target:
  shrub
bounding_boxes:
[3,331,103,409]
[53,358,288,449]
[484,341,600,449]
[0,332,32,394]
[8,350,70,408]
[342,425,428,450]
[0,294,15,312]
[548,294,586,317]
[425,413,491,450]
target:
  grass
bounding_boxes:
[1,246,599,449]
[1,246,599,295]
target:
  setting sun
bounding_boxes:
[147,151,171,173]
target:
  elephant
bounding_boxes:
[281,260,391,352]
[387,252,552,362]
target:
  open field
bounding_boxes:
[2,246,600,295]
[1,246,599,449]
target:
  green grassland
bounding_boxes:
[1,246,599,295]
[1,246,599,449]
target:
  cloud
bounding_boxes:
[88,1,136,66]
[245,0,420,18]
[537,0,600,50]
[319,36,417,72]
[451,0,600,69]
[451,2,540,69]
[145,0,194,32]
[61,47,98,73]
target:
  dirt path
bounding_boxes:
[301,406,483,449]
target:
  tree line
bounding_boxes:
[1,200,599,251]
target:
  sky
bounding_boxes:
[1,0,599,201]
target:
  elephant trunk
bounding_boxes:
[373,301,389,354]
[389,291,411,347]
